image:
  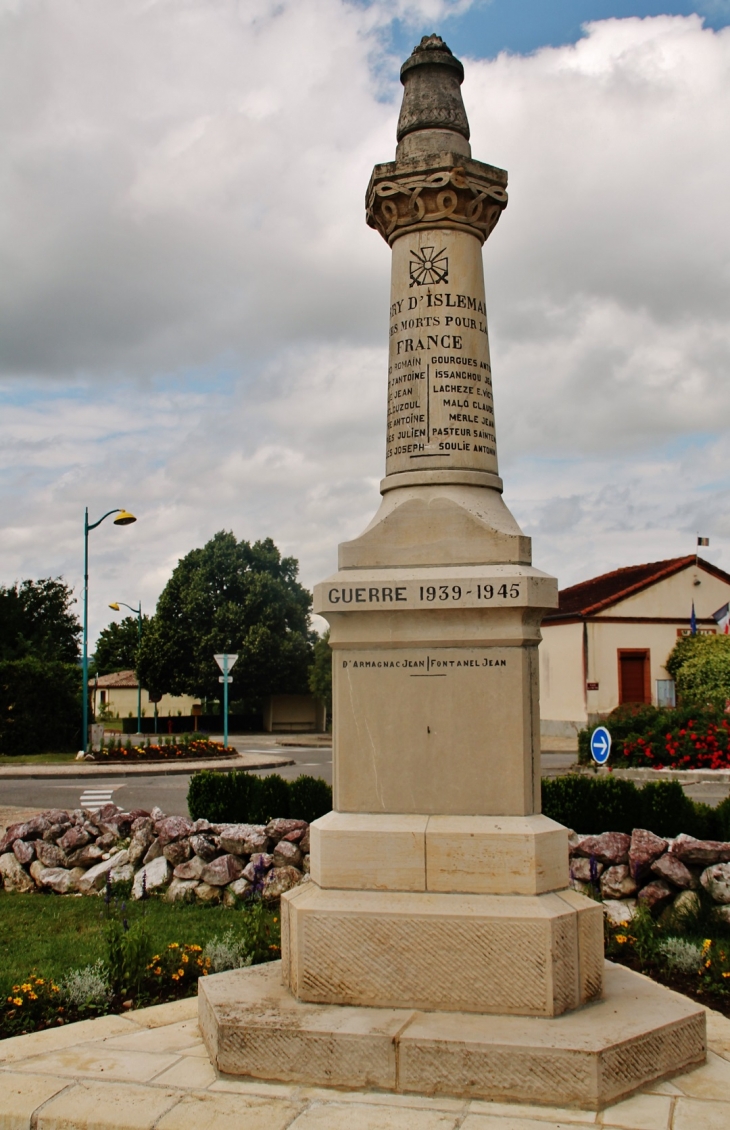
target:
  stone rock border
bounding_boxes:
[569,828,730,926]
[0,805,310,904]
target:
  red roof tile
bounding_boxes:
[91,669,138,688]
[544,555,730,621]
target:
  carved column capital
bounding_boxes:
[366,156,508,246]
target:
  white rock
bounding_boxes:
[38,867,75,894]
[109,862,135,884]
[165,878,199,903]
[700,862,730,904]
[132,855,172,899]
[77,850,130,893]
[0,852,35,893]
[602,899,638,927]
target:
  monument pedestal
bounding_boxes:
[200,33,705,1109]
[199,961,705,1110]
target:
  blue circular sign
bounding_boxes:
[590,725,612,765]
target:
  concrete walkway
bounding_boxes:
[1,989,729,1129]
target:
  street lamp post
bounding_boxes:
[109,600,142,734]
[82,507,136,753]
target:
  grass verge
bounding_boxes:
[0,890,280,1038]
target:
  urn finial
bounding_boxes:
[397,35,470,145]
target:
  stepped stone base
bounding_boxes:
[199,960,706,1110]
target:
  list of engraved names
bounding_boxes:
[386,229,499,477]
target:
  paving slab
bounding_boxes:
[0,990,729,1130]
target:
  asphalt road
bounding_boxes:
[0,740,333,818]
[4,747,726,820]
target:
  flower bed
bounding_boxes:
[579,705,730,770]
[91,738,230,762]
[621,716,730,771]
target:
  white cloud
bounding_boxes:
[1,5,729,642]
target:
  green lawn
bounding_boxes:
[0,891,277,1001]
[0,751,80,766]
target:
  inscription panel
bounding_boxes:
[334,646,538,816]
[386,228,498,478]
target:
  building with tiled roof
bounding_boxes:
[540,555,730,738]
[90,670,198,722]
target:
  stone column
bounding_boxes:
[200,37,706,1109]
[284,35,603,1019]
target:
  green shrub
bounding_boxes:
[0,657,80,755]
[248,775,291,825]
[187,770,332,825]
[288,775,334,823]
[542,774,726,838]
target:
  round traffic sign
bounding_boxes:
[590,725,611,765]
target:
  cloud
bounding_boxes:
[1,5,729,641]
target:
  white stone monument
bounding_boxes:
[200,36,705,1108]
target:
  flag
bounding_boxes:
[697,537,710,547]
[690,602,697,636]
[714,602,730,635]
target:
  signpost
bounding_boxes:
[590,725,611,766]
[214,653,238,748]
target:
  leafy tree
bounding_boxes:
[0,578,80,663]
[137,531,314,702]
[308,630,332,716]
[0,657,80,755]
[665,633,711,681]
[93,615,150,677]
[674,635,730,711]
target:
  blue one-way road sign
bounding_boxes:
[590,725,611,765]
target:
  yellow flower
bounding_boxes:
[182,954,188,963]
[702,939,712,954]
[34,978,45,986]
[171,974,179,981]
[13,998,23,1007]
[722,972,730,979]
[615,935,628,944]
[705,960,712,968]
[28,992,38,1001]
[177,968,185,977]
[154,967,162,976]
[20,983,32,993]
[168,942,179,949]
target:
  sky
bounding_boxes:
[1,0,730,647]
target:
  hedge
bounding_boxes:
[0,657,80,755]
[187,771,332,825]
[542,774,730,839]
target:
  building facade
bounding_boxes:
[540,555,730,738]
[90,670,198,720]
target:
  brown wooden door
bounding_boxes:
[618,651,650,704]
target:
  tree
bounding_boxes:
[308,630,332,718]
[672,635,730,711]
[0,578,80,662]
[137,531,314,702]
[93,615,150,677]
[0,578,81,754]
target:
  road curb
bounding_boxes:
[0,755,295,780]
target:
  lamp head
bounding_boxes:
[114,510,136,525]
[108,602,120,611]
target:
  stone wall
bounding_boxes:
[569,829,730,926]
[0,805,310,903]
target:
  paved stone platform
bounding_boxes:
[1,985,729,1129]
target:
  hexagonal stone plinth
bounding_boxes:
[199,961,705,1110]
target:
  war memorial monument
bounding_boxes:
[200,36,706,1108]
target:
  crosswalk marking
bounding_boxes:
[79,789,115,812]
